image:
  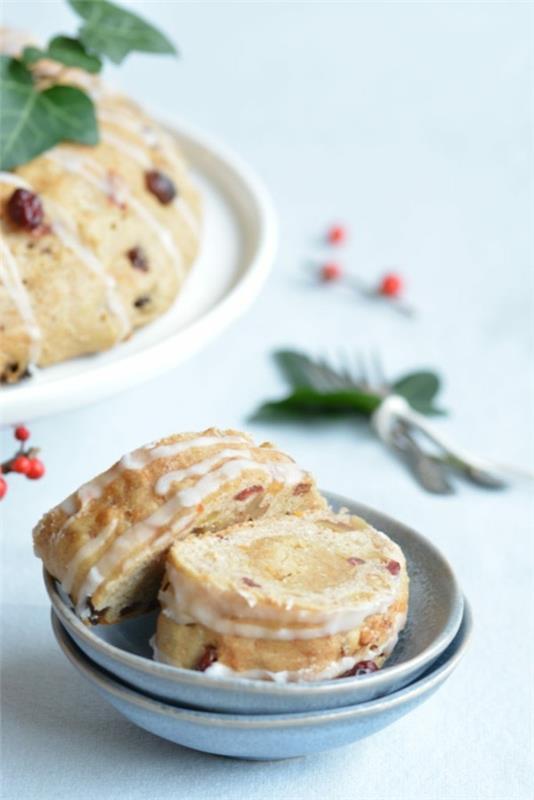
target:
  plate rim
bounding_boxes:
[0,116,278,424]
[45,493,465,697]
[51,601,472,728]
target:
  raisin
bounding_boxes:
[234,485,264,501]
[134,295,150,309]
[195,645,218,672]
[242,577,261,588]
[145,170,176,204]
[6,189,44,230]
[127,246,149,271]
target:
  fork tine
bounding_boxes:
[356,352,368,389]
[371,350,387,392]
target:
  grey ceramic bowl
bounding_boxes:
[51,602,472,760]
[44,494,464,714]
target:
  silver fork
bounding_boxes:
[345,352,531,493]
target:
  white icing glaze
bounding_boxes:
[152,611,407,682]
[160,529,405,641]
[54,432,254,600]
[49,212,131,338]
[98,109,201,238]
[59,433,250,519]
[0,170,130,342]
[74,455,304,612]
[0,172,43,364]
[0,237,42,364]
[47,150,185,277]
[156,448,257,495]
[161,572,399,641]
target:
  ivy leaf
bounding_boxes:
[40,85,99,146]
[392,370,446,415]
[69,0,177,64]
[0,57,98,170]
[22,36,102,73]
[251,387,382,421]
[274,350,360,392]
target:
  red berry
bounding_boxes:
[14,425,30,441]
[320,262,342,282]
[6,189,44,230]
[26,458,45,480]
[0,476,7,500]
[386,559,401,575]
[338,659,378,679]
[327,224,346,245]
[11,455,31,475]
[379,272,403,297]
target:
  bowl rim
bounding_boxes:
[51,600,472,729]
[44,494,464,698]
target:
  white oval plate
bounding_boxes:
[0,120,278,424]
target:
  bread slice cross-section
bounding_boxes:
[33,428,326,624]
[154,511,409,681]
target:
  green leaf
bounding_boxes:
[40,84,99,146]
[22,36,102,73]
[251,387,382,422]
[0,57,98,170]
[274,350,360,392]
[393,370,440,405]
[69,0,177,64]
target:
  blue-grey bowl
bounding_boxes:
[51,601,472,760]
[44,494,464,714]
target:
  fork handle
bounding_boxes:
[372,395,534,483]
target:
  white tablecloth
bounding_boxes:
[1,3,532,798]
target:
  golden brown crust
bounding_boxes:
[155,588,408,677]
[33,428,327,624]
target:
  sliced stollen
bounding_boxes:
[154,511,409,682]
[33,428,326,624]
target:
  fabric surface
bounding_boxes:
[1,2,532,799]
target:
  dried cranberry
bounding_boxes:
[127,246,149,271]
[293,482,311,496]
[6,189,44,230]
[338,660,378,679]
[347,557,365,566]
[242,577,261,588]
[195,645,218,672]
[145,170,176,205]
[386,559,401,575]
[234,485,264,501]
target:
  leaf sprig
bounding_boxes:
[251,350,446,421]
[0,0,177,170]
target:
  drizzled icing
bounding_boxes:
[59,433,251,518]
[74,454,304,616]
[0,171,130,346]
[153,611,407,682]
[160,558,401,641]
[47,207,130,338]
[0,172,42,364]
[46,149,185,276]
[98,108,201,237]
[0,237,42,364]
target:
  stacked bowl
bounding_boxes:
[47,494,471,760]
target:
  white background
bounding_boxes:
[1,2,532,799]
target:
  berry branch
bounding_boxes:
[0,426,45,499]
